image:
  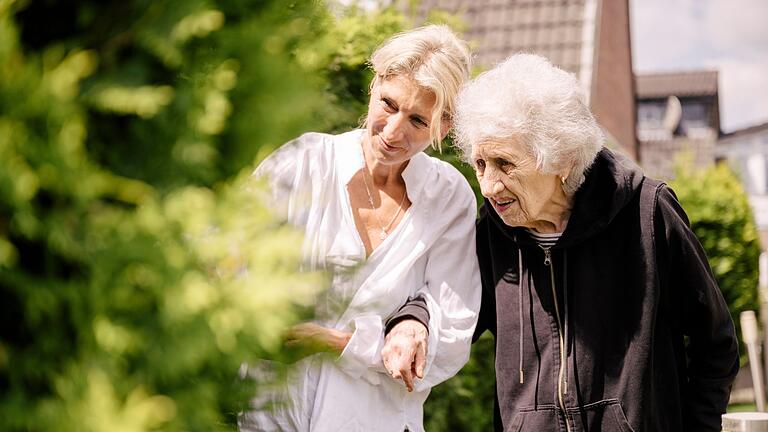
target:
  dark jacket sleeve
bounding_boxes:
[656,185,739,431]
[472,207,497,342]
[384,295,430,335]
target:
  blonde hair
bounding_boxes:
[368,25,471,151]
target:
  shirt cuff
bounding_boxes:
[336,315,384,381]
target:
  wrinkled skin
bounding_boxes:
[382,319,429,392]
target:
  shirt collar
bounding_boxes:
[335,129,430,203]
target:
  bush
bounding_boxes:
[670,158,761,365]
[0,1,332,430]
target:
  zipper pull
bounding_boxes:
[542,247,551,266]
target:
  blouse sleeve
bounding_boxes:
[253,132,329,225]
[411,185,481,391]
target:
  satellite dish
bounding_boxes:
[663,95,682,134]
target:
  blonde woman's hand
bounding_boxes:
[284,322,351,357]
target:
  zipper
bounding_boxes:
[541,246,571,432]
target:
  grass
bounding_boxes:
[728,402,758,412]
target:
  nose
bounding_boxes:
[381,112,406,142]
[479,168,505,198]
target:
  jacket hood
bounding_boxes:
[485,147,645,247]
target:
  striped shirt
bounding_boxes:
[525,229,563,248]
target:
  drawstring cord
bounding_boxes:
[563,251,568,394]
[518,248,525,384]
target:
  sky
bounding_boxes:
[630,0,768,132]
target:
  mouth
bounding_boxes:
[491,198,517,212]
[378,136,402,153]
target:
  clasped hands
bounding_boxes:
[283,319,428,392]
[381,319,428,392]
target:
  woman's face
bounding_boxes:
[365,76,444,166]
[471,139,565,229]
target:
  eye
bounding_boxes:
[410,116,428,128]
[380,98,396,113]
[498,158,516,169]
[474,159,486,171]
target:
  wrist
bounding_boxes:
[328,329,351,354]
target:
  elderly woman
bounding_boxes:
[452,54,737,431]
[400,54,739,432]
[239,26,481,432]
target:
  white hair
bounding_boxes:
[368,25,471,151]
[453,53,603,195]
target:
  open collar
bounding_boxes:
[335,129,430,204]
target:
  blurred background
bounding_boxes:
[1,0,766,430]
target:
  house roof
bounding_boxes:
[720,120,768,140]
[413,0,597,79]
[635,70,719,99]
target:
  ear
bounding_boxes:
[438,118,452,141]
[559,162,575,184]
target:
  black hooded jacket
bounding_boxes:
[474,148,739,431]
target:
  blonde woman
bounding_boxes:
[240,25,481,432]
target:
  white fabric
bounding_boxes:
[240,130,481,432]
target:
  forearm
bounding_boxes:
[285,323,352,355]
[326,328,352,354]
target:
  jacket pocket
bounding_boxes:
[567,399,635,432]
[506,400,634,432]
[506,405,560,432]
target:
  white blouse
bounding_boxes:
[240,130,481,432]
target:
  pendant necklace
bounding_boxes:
[361,160,407,240]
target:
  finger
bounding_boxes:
[391,368,403,380]
[414,343,426,379]
[390,355,406,380]
[401,368,414,392]
[382,350,397,378]
[386,354,402,379]
[382,356,392,375]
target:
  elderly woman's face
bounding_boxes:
[472,140,564,229]
[365,76,440,166]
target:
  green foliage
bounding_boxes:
[670,156,761,365]
[0,0,331,430]
[424,332,495,431]
[298,4,407,133]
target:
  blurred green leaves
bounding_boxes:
[671,155,762,365]
[0,0,332,430]
[424,332,496,432]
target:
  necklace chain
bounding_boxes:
[361,160,407,240]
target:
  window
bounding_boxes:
[680,102,710,135]
[637,101,666,130]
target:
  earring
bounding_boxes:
[560,176,567,186]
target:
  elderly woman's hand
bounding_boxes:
[284,323,351,357]
[381,319,428,392]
